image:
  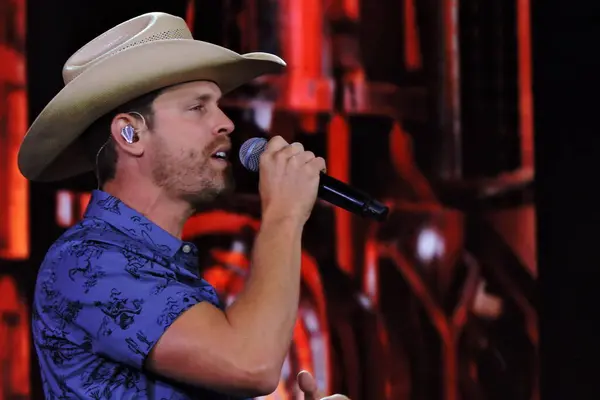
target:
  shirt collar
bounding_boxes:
[83,190,186,258]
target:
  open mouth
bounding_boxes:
[211,149,230,162]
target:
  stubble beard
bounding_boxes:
[151,141,235,210]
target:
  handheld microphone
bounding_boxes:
[239,137,389,221]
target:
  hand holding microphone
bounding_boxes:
[247,136,325,225]
[240,137,389,222]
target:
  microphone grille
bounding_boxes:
[239,137,267,172]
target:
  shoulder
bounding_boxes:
[42,217,155,269]
[37,218,148,297]
[52,216,131,250]
[41,221,118,272]
[36,216,189,299]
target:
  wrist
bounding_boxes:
[260,209,306,232]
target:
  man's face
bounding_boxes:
[145,81,235,206]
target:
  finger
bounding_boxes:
[264,135,289,154]
[297,370,323,400]
[276,142,304,159]
[304,157,327,174]
[292,150,316,165]
[262,142,304,169]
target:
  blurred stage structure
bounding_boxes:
[0,0,536,399]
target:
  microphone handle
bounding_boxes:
[318,173,389,221]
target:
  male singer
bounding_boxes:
[18,12,348,400]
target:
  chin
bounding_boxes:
[184,178,236,209]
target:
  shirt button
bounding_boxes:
[182,244,191,254]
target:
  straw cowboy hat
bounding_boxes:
[17,12,286,182]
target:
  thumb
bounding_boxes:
[297,370,323,400]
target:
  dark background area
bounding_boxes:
[534,1,600,399]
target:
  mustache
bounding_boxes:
[204,136,232,156]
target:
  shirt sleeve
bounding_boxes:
[54,239,218,370]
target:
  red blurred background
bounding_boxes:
[0,0,537,399]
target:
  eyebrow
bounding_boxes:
[193,93,221,104]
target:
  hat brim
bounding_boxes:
[18,39,286,182]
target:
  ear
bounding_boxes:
[110,113,145,157]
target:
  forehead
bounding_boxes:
[155,81,222,104]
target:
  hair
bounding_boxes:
[81,88,164,187]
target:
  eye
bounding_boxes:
[190,104,206,112]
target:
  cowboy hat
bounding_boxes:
[17,12,286,182]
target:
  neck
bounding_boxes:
[102,179,193,239]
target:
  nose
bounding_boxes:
[214,108,235,136]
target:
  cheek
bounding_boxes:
[181,148,210,172]
[186,148,202,162]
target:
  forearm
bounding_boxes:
[224,215,303,373]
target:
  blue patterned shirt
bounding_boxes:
[32,190,235,399]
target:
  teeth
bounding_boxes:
[214,151,226,159]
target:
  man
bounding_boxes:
[18,12,348,400]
